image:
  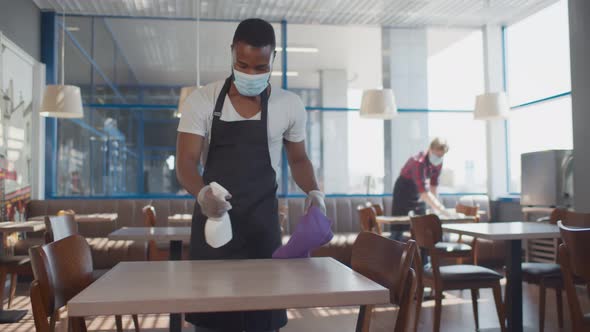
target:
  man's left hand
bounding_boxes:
[305,190,326,215]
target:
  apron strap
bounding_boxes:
[213,77,233,118]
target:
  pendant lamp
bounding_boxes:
[177,0,201,118]
[360,89,398,119]
[474,92,510,120]
[40,8,83,118]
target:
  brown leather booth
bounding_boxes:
[22,195,498,268]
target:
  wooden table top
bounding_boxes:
[109,227,191,241]
[442,222,560,241]
[376,215,476,225]
[0,221,46,233]
[67,258,389,317]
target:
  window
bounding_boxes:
[428,113,487,193]
[505,0,571,106]
[285,25,384,195]
[505,0,572,192]
[427,29,484,110]
[508,97,573,192]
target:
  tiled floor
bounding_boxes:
[2,281,588,331]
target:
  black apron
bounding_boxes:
[390,176,426,239]
[186,77,287,332]
[391,176,426,217]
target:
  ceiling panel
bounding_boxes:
[34,0,558,28]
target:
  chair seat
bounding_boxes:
[425,264,503,282]
[435,242,472,253]
[522,262,561,277]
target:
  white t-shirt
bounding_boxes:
[177,80,307,177]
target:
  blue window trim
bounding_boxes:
[510,91,571,110]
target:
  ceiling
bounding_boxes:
[34,0,558,28]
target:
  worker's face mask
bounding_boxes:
[233,69,271,97]
[429,152,444,166]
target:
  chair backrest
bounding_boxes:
[357,205,381,235]
[44,214,78,243]
[351,232,417,332]
[563,210,590,228]
[143,205,157,227]
[558,221,590,330]
[409,214,443,249]
[558,221,590,281]
[29,235,94,331]
[372,204,384,216]
[455,203,479,222]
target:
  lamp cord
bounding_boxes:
[60,0,66,85]
[195,0,201,87]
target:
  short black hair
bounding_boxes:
[232,18,276,50]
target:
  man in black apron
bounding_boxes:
[390,138,449,240]
[176,19,324,332]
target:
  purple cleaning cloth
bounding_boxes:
[272,206,334,259]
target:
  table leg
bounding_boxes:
[505,239,523,332]
[169,240,182,332]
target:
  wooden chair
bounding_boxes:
[410,214,505,332]
[455,203,479,222]
[44,215,78,243]
[372,204,384,216]
[352,232,417,332]
[357,205,382,235]
[142,205,169,261]
[0,255,30,310]
[557,221,590,332]
[30,235,140,332]
[1,220,35,310]
[518,208,590,332]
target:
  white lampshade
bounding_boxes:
[360,89,398,119]
[40,85,83,118]
[177,86,198,117]
[474,92,510,120]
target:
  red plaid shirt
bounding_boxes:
[399,151,442,193]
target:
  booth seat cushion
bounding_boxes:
[86,238,147,270]
[13,236,46,256]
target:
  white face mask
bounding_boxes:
[429,152,443,166]
[232,69,271,97]
[231,52,274,97]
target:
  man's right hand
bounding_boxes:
[197,185,232,218]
